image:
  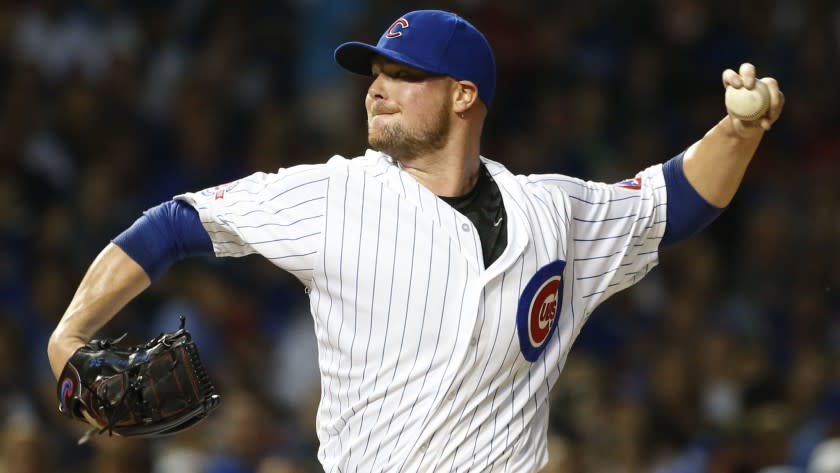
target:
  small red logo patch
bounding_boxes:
[615,177,642,190]
[209,181,239,200]
[385,18,409,38]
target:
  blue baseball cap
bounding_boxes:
[334,10,496,108]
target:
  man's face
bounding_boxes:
[365,58,453,160]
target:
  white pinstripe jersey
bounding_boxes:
[176,149,668,472]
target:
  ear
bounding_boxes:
[452,80,479,114]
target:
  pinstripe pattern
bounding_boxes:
[176,149,668,472]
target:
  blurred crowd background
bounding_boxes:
[0,0,838,472]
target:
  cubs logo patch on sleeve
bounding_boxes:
[200,181,239,200]
[614,177,642,190]
[516,260,566,362]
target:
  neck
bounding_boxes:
[394,120,483,197]
[398,146,481,197]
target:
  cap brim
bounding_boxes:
[334,41,447,77]
[334,42,379,76]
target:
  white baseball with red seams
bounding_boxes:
[176,149,668,472]
[725,80,770,121]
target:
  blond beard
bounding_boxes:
[368,100,451,162]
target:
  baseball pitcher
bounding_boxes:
[48,9,783,472]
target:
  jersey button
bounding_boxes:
[469,336,478,347]
[461,223,470,232]
[446,392,456,402]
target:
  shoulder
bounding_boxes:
[253,153,365,187]
[488,158,665,197]
[343,149,395,174]
[322,149,404,184]
[481,156,580,197]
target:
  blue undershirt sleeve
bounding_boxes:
[112,200,213,281]
[660,152,725,247]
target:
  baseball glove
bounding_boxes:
[57,316,221,442]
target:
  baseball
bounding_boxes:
[725,80,770,121]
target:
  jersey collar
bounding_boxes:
[358,150,530,275]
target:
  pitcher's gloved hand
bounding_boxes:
[57,316,221,443]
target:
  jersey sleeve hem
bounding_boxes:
[173,194,227,257]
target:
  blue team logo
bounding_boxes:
[516,260,566,362]
[60,377,75,412]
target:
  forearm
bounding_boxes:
[48,243,150,378]
[48,200,212,379]
[682,115,764,208]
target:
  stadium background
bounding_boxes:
[1,0,838,472]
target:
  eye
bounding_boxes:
[394,70,427,81]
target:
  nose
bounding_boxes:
[367,74,387,101]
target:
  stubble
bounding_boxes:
[368,98,452,162]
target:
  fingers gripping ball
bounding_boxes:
[725,80,770,122]
[57,316,221,442]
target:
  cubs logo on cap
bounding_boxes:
[516,260,566,361]
[385,18,409,38]
[334,10,497,107]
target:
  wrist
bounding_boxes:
[48,332,86,379]
[723,114,765,140]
